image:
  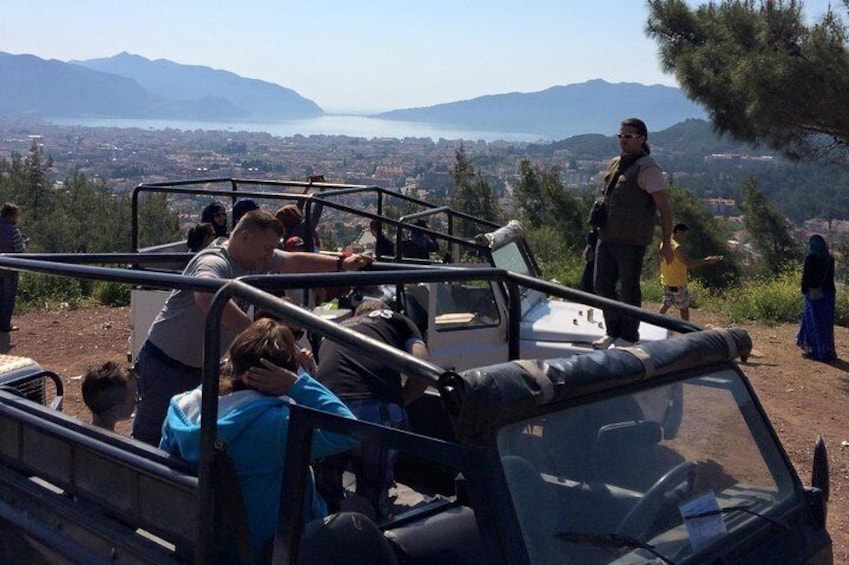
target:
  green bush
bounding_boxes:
[14,272,132,311]
[544,254,587,289]
[641,280,664,304]
[92,281,131,307]
[833,285,849,327]
[17,273,86,311]
[710,268,802,324]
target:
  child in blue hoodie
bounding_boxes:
[159,318,356,561]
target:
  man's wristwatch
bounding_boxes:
[336,255,345,271]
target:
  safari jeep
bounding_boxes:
[127,178,683,438]
[0,241,834,564]
[0,177,830,563]
[126,178,673,373]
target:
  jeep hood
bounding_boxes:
[520,298,667,343]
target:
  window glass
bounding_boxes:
[496,370,796,563]
[433,281,499,331]
[490,242,544,315]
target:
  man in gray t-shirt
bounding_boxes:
[132,209,372,445]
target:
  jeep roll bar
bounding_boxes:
[0,252,703,563]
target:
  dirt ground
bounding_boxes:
[0,304,846,561]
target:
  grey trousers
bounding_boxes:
[593,240,646,343]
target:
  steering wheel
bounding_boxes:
[616,461,696,540]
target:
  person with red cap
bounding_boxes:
[285,236,305,251]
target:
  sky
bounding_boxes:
[0,0,841,113]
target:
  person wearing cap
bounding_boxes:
[658,223,722,321]
[591,117,673,349]
[132,209,373,446]
[276,204,321,251]
[232,199,260,229]
[285,236,305,252]
[201,201,228,238]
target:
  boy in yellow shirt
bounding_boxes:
[659,223,723,320]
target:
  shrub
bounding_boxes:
[17,273,86,312]
[641,280,664,304]
[833,285,849,327]
[713,268,802,324]
[92,281,131,307]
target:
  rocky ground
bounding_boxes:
[0,304,846,561]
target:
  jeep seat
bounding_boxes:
[384,504,484,565]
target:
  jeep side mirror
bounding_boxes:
[808,436,829,529]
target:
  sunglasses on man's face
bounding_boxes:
[617,133,642,140]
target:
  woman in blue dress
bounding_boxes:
[796,234,837,361]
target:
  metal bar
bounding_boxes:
[0,256,223,293]
[0,252,702,335]
[195,281,229,565]
[0,397,197,490]
[400,206,452,224]
[227,280,446,385]
[4,252,192,265]
[506,282,522,360]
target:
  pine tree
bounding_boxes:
[515,160,545,228]
[137,192,181,249]
[740,177,801,274]
[450,146,502,238]
[515,160,585,252]
[647,0,849,160]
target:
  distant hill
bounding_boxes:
[376,79,707,138]
[0,51,322,121]
[514,119,770,177]
[0,52,163,118]
[72,52,322,120]
[1,53,706,134]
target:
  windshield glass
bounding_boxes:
[490,241,544,315]
[496,369,797,564]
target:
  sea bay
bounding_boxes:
[48,114,550,143]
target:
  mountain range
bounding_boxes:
[0,51,706,137]
[0,51,321,121]
[376,80,706,138]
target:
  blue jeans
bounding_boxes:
[315,399,408,521]
[0,271,19,331]
[132,341,202,446]
[594,240,646,343]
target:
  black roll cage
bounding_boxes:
[0,252,703,562]
[0,176,708,562]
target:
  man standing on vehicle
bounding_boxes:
[132,209,373,446]
[315,299,430,521]
[591,118,673,349]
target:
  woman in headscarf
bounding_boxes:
[200,201,229,238]
[796,234,837,361]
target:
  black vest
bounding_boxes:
[598,155,659,246]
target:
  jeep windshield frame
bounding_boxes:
[494,364,802,564]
